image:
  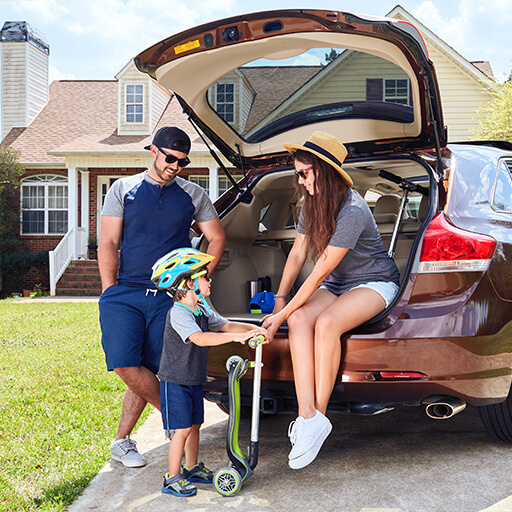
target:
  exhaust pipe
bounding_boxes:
[425,396,466,419]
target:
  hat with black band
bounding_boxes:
[283,131,353,186]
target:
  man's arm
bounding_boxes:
[195,217,226,275]
[98,215,123,292]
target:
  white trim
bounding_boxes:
[209,166,219,200]
[80,170,90,244]
[68,166,78,259]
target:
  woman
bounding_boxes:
[262,131,400,470]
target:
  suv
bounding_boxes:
[135,9,512,441]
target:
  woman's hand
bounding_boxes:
[261,312,286,340]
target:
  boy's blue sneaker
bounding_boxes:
[181,462,214,483]
[162,473,197,497]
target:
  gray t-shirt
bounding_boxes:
[158,302,227,385]
[298,188,399,295]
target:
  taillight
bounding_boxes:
[419,212,496,273]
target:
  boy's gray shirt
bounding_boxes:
[158,302,227,385]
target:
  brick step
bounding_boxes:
[55,260,102,296]
[58,275,101,284]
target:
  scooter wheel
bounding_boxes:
[213,467,242,497]
[226,355,244,372]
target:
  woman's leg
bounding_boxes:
[287,288,337,419]
[314,287,386,414]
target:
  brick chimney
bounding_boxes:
[0,21,50,140]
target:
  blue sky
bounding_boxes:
[1,0,510,83]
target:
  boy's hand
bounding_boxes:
[234,328,270,344]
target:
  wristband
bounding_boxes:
[274,295,286,299]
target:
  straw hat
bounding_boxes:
[283,131,353,186]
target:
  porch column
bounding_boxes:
[68,166,78,259]
[80,170,90,257]
[208,166,219,201]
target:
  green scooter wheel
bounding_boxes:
[214,467,242,497]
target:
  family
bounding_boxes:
[98,126,399,496]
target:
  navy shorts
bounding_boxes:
[99,284,173,373]
[160,381,205,430]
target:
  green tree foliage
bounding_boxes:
[324,48,342,64]
[0,147,28,292]
[473,81,512,141]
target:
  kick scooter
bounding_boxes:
[213,334,265,497]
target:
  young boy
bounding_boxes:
[151,247,269,497]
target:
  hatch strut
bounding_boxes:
[187,116,243,194]
[378,170,428,259]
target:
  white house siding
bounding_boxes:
[117,65,166,136]
[425,45,493,142]
[149,81,171,132]
[1,42,28,139]
[280,52,409,116]
[26,43,49,126]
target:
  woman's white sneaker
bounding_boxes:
[288,411,332,469]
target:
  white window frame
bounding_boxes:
[218,175,232,197]
[384,78,410,105]
[215,83,235,124]
[189,175,210,194]
[126,84,144,124]
[21,175,68,235]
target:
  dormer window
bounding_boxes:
[126,84,144,123]
[216,83,235,123]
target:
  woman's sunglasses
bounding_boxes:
[157,147,191,168]
[295,167,312,180]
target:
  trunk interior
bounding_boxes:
[200,157,433,325]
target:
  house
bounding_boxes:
[0,6,497,296]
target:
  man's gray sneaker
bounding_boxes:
[110,436,146,467]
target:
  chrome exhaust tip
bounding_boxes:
[425,396,466,419]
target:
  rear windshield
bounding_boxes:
[207,47,414,142]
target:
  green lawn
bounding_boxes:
[0,300,151,512]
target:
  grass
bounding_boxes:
[0,300,151,512]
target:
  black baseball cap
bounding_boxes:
[144,127,191,154]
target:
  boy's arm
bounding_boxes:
[220,321,268,336]
[189,329,263,347]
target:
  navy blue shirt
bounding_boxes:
[102,172,217,288]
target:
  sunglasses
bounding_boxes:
[295,167,312,180]
[157,147,191,167]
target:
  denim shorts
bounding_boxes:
[320,280,399,307]
[98,284,173,373]
[349,281,399,307]
[160,381,204,430]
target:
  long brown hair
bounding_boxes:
[294,150,349,261]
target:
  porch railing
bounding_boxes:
[49,227,87,295]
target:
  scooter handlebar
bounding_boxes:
[248,334,266,349]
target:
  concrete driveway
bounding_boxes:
[67,400,512,512]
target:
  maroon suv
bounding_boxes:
[135,9,512,441]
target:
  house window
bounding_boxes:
[189,175,210,194]
[126,84,144,123]
[216,83,235,123]
[384,79,409,105]
[218,175,232,196]
[21,175,68,234]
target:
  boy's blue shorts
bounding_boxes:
[99,284,173,374]
[160,381,204,430]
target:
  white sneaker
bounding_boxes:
[110,436,146,467]
[288,411,332,469]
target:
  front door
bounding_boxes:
[96,176,119,238]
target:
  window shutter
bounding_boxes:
[366,79,383,101]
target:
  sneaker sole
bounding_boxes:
[288,421,332,470]
[187,477,213,484]
[111,454,147,468]
[161,486,197,497]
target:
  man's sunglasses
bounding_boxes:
[157,147,191,168]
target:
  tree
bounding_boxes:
[324,48,341,64]
[473,80,512,142]
[0,147,25,293]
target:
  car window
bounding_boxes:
[207,47,414,143]
[492,159,512,213]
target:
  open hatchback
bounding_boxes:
[135,9,512,441]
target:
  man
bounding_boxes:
[98,126,225,467]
